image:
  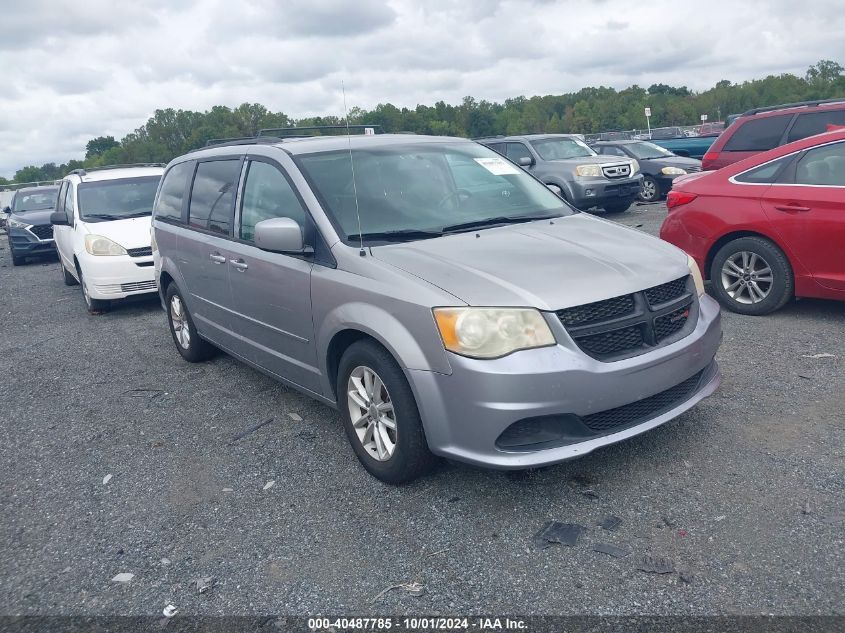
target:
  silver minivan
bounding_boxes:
[152,134,721,483]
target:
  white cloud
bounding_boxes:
[1,0,843,177]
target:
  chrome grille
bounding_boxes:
[602,163,632,179]
[120,280,157,292]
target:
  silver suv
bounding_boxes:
[152,133,721,483]
[479,134,643,213]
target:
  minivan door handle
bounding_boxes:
[209,253,227,264]
[230,258,248,271]
[773,203,811,213]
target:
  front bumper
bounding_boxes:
[78,251,157,300]
[569,175,643,208]
[8,227,56,256]
[410,293,722,469]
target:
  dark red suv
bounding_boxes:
[702,99,845,170]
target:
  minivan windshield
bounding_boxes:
[12,188,58,213]
[296,142,572,244]
[77,176,161,222]
[625,142,675,160]
[529,137,596,160]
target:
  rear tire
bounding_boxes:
[709,236,793,315]
[165,283,215,362]
[337,340,437,484]
[79,268,110,314]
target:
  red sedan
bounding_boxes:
[660,129,845,315]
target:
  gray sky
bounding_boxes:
[2,0,843,178]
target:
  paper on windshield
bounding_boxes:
[474,157,521,175]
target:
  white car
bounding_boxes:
[51,164,164,313]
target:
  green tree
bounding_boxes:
[85,136,119,158]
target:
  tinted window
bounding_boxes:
[724,115,791,152]
[78,176,161,222]
[794,142,845,186]
[734,156,793,184]
[239,161,308,242]
[188,160,241,235]
[485,143,505,155]
[505,143,533,163]
[787,110,845,143]
[155,162,193,222]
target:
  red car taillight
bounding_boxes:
[702,151,718,170]
[666,191,697,211]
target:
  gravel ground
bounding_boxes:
[1,205,843,617]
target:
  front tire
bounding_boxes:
[79,268,110,314]
[337,340,437,484]
[62,262,78,286]
[639,175,660,202]
[710,236,793,315]
[165,284,215,362]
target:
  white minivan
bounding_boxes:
[51,164,164,313]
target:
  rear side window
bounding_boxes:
[787,110,845,143]
[188,159,241,235]
[723,115,791,152]
[505,143,532,163]
[794,142,845,186]
[734,156,793,184]
[155,162,193,222]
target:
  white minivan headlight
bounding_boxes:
[687,255,705,296]
[433,308,555,359]
[85,234,127,256]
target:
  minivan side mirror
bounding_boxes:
[518,156,534,167]
[50,211,69,226]
[254,217,306,253]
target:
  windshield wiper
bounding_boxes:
[352,229,443,243]
[441,214,558,234]
[82,214,126,221]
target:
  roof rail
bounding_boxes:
[68,163,166,177]
[202,136,284,148]
[257,125,384,138]
[741,97,845,117]
[472,135,505,141]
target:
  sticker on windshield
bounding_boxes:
[474,157,521,175]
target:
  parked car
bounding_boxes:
[478,134,643,213]
[697,122,725,137]
[153,133,721,483]
[593,140,702,202]
[4,185,60,265]
[702,98,845,170]
[650,135,717,160]
[660,128,845,315]
[50,164,164,313]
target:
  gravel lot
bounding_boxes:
[1,204,843,617]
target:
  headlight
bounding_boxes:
[8,217,31,230]
[433,307,555,359]
[575,164,603,177]
[661,166,688,176]
[630,160,640,175]
[85,234,127,256]
[687,255,705,296]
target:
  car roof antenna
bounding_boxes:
[342,80,366,257]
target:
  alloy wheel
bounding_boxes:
[720,251,773,305]
[640,178,657,201]
[346,365,397,461]
[170,294,191,349]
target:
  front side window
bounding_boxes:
[11,188,58,213]
[188,160,241,235]
[505,143,533,164]
[295,142,571,244]
[530,137,596,160]
[77,176,161,222]
[239,161,308,242]
[724,115,791,152]
[794,142,845,186]
[155,161,193,222]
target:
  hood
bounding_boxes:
[548,155,631,166]
[372,214,688,310]
[82,215,152,249]
[649,156,702,170]
[10,209,53,226]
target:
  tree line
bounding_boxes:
[3,60,843,185]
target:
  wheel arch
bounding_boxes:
[704,230,794,280]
